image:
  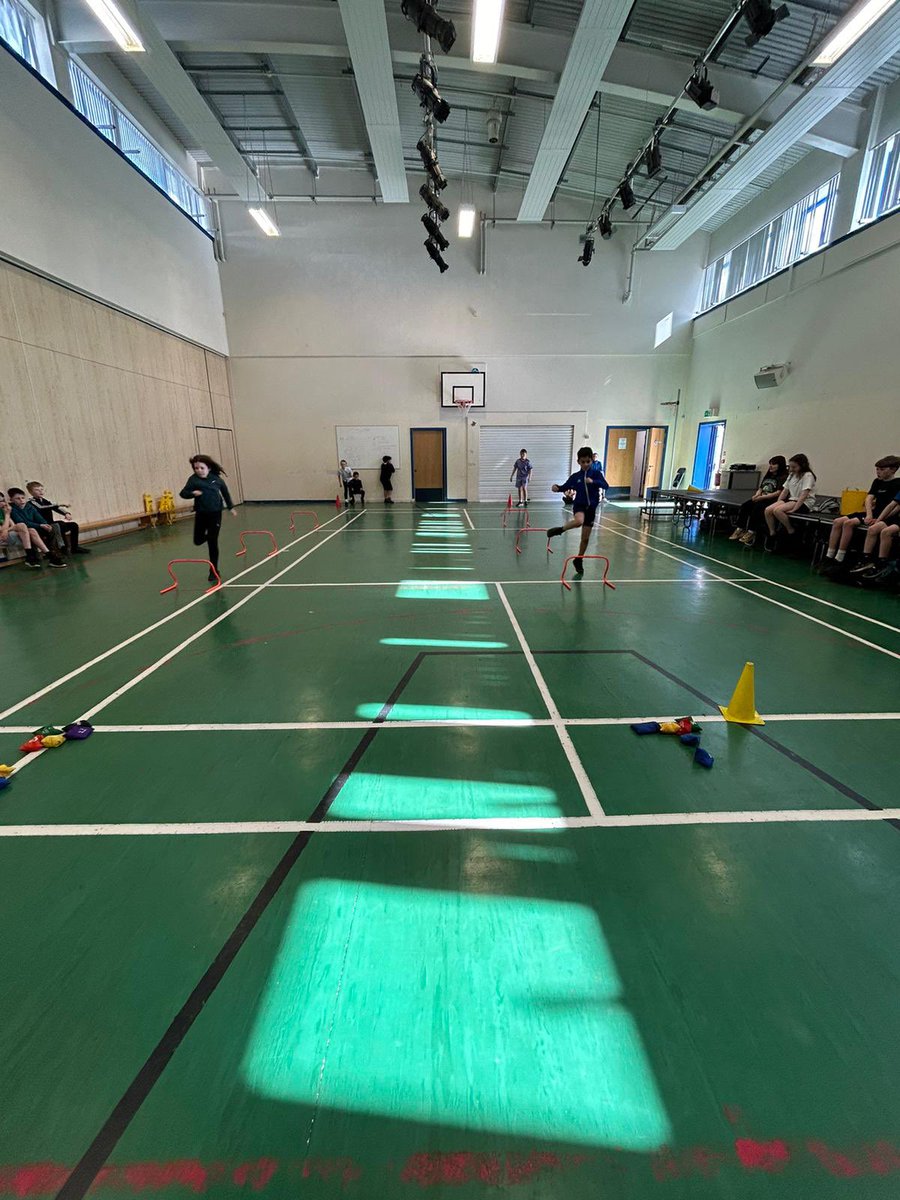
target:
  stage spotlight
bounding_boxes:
[401,0,457,53]
[742,0,789,47]
[578,227,595,266]
[643,138,663,179]
[618,178,636,210]
[419,181,450,221]
[684,63,718,111]
[412,72,451,122]
[416,137,448,189]
[425,237,450,272]
[421,212,450,250]
[598,211,613,240]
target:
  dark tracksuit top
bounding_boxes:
[179,474,234,512]
[10,500,53,530]
[557,464,609,511]
[30,497,72,521]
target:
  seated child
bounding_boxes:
[821,455,900,573]
[347,471,365,506]
[851,490,900,584]
[26,481,90,554]
[1,490,43,567]
[5,487,67,566]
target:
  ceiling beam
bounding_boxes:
[262,56,320,177]
[652,3,900,249]
[517,0,634,221]
[335,0,407,202]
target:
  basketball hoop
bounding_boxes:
[453,397,474,418]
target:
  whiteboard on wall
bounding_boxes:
[335,426,401,470]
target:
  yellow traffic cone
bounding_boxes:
[719,661,765,725]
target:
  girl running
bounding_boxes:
[179,455,237,580]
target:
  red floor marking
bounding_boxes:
[400,1153,502,1187]
[300,1158,362,1186]
[734,1138,790,1172]
[806,1141,862,1178]
[1,1164,70,1196]
[121,1161,208,1192]
[231,1159,278,1190]
[2,1138,900,1193]
[865,1142,900,1175]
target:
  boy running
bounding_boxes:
[547,446,609,576]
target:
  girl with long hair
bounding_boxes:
[764,453,816,550]
[179,454,237,580]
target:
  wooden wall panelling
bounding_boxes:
[1,336,41,482]
[3,259,236,525]
[204,351,228,397]
[0,262,21,341]
[210,389,234,430]
[9,269,82,358]
[187,384,214,430]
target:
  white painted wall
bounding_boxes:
[678,211,900,494]
[0,46,227,351]
[221,193,701,499]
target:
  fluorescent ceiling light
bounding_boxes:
[458,204,476,238]
[812,0,898,64]
[472,0,505,63]
[83,0,144,52]
[248,207,280,237]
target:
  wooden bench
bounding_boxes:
[0,504,193,568]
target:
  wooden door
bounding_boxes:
[604,428,636,493]
[643,427,667,491]
[411,429,445,501]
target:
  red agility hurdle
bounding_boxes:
[515,527,553,555]
[160,559,221,595]
[235,530,278,558]
[560,555,615,592]
[289,509,320,532]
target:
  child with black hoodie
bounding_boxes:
[179,455,237,580]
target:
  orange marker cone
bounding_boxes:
[335,493,342,509]
[719,661,765,725]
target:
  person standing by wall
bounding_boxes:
[380,456,395,504]
[510,449,533,507]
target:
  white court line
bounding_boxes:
[600,519,900,662]
[3,712,897,735]
[727,581,900,661]
[5,513,365,779]
[462,509,475,530]
[222,578,745,588]
[0,510,350,724]
[602,514,900,637]
[495,583,605,818]
[2,808,900,836]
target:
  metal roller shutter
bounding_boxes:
[478,425,575,502]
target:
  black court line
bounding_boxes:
[423,646,892,821]
[55,645,895,1195]
[55,653,426,1200]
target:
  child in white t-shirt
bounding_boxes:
[764,453,816,550]
[338,460,352,503]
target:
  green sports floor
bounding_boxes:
[1,500,898,1199]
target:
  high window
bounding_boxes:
[69,60,211,231]
[699,175,839,312]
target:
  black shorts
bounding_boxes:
[845,511,866,521]
[573,504,597,527]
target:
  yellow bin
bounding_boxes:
[840,488,868,515]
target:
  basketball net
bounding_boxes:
[454,398,474,418]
